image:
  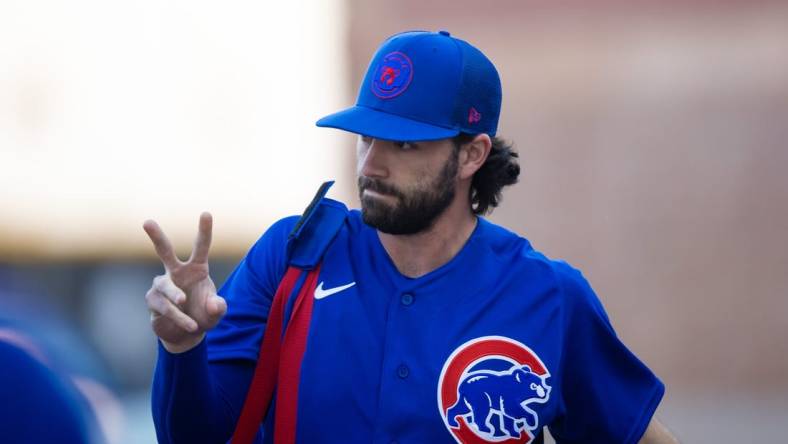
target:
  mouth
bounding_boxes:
[362,188,396,201]
[359,177,400,199]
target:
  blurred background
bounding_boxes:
[1,0,786,442]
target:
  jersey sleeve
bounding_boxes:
[207,215,299,362]
[548,262,665,444]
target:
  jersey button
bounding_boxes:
[400,293,414,306]
[396,364,409,379]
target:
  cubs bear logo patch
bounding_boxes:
[438,336,551,443]
[371,51,413,99]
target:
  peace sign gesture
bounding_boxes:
[143,212,227,353]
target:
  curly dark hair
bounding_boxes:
[452,133,520,215]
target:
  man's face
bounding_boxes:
[356,136,459,235]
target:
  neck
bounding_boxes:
[377,197,478,278]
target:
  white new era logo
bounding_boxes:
[314,281,356,300]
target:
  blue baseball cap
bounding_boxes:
[316,30,502,141]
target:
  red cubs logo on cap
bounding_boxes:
[438,336,552,444]
[371,51,413,99]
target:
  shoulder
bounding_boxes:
[473,218,568,278]
[247,215,300,256]
[247,201,355,271]
[551,259,607,319]
[476,218,601,310]
[239,215,301,282]
[262,215,302,243]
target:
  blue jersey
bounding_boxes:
[152,209,664,444]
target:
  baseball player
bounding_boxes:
[144,30,678,443]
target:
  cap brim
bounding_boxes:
[316,105,459,141]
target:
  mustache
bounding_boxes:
[358,177,404,198]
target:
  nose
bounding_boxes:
[357,137,388,179]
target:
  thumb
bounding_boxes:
[207,295,227,321]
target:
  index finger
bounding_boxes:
[190,212,212,264]
[143,219,180,270]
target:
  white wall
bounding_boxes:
[0,0,353,259]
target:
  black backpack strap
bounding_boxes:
[286,180,349,270]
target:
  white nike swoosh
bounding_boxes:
[314,281,356,300]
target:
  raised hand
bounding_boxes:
[143,212,227,353]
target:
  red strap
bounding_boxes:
[231,264,322,444]
[273,263,321,444]
[231,266,300,444]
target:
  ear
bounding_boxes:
[457,133,492,180]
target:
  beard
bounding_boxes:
[358,153,459,235]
